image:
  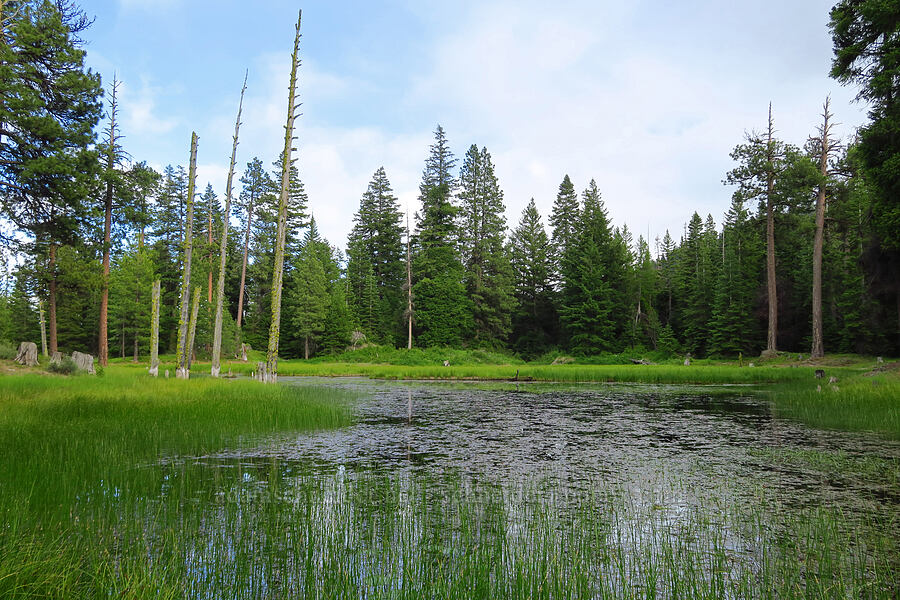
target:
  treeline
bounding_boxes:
[1,0,898,361]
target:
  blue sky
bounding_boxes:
[80,0,867,250]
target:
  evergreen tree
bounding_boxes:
[0,0,103,352]
[457,145,514,347]
[560,180,623,354]
[108,246,155,360]
[234,157,276,331]
[509,199,556,356]
[709,198,763,355]
[346,167,404,343]
[288,229,328,359]
[549,174,580,285]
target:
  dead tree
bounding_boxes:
[265,10,302,384]
[811,98,836,359]
[184,286,201,377]
[38,300,48,357]
[212,73,247,378]
[149,279,160,376]
[175,132,199,379]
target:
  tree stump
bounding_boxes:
[71,351,96,374]
[15,342,38,366]
[241,343,249,362]
[255,361,266,382]
[49,351,63,365]
[815,369,825,379]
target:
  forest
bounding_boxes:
[1,0,899,369]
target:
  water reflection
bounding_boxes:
[204,378,899,516]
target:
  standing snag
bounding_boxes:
[264,10,302,384]
[811,98,835,359]
[175,132,199,379]
[149,279,161,377]
[212,73,248,378]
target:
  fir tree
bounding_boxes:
[346,167,404,343]
[457,145,514,347]
[549,174,580,286]
[509,199,556,356]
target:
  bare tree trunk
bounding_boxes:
[304,335,309,360]
[38,300,48,357]
[176,132,199,379]
[265,11,303,384]
[149,279,160,376]
[764,103,778,356]
[185,286,201,377]
[811,98,833,359]
[212,74,247,378]
[48,243,57,354]
[99,78,120,368]
[236,201,253,329]
[120,321,125,359]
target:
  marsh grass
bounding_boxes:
[2,371,897,597]
[769,375,900,438]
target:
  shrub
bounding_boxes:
[48,357,79,376]
[0,341,17,360]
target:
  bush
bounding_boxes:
[47,357,79,376]
[0,341,17,360]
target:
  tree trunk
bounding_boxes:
[764,103,778,355]
[99,78,119,368]
[38,300,48,357]
[212,74,247,378]
[149,279,160,376]
[176,132,199,379]
[265,11,303,384]
[236,201,253,329]
[185,286,201,376]
[48,243,58,354]
[304,335,309,360]
[811,98,832,359]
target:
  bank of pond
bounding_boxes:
[0,371,897,597]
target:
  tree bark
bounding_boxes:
[265,11,303,384]
[185,286,201,377]
[811,98,832,359]
[764,103,778,355]
[99,79,119,368]
[149,279,160,376]
[212,74,247,378]
[48,243,58,354]
[176,132,199,379]
[236,199,253,329]
[38,300,48,356]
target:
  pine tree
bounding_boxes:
[457,145,514,347]
[346,167,404,343]
[0,0,103,352]
[289,230,328,359]
[550,174,580,286]
[560,180,621,354]
[234,157,276,331]
[509,199,556,356]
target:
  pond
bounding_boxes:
[165,378,899,598]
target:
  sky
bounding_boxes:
[79,0,868,251]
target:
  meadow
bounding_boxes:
[1,355,897,597]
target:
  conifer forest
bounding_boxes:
[0,1,898,365]
[2,1,900,598]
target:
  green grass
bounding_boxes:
[0,370,897,597]
[768,374,900,438]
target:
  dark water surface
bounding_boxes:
[210,378,900,516]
